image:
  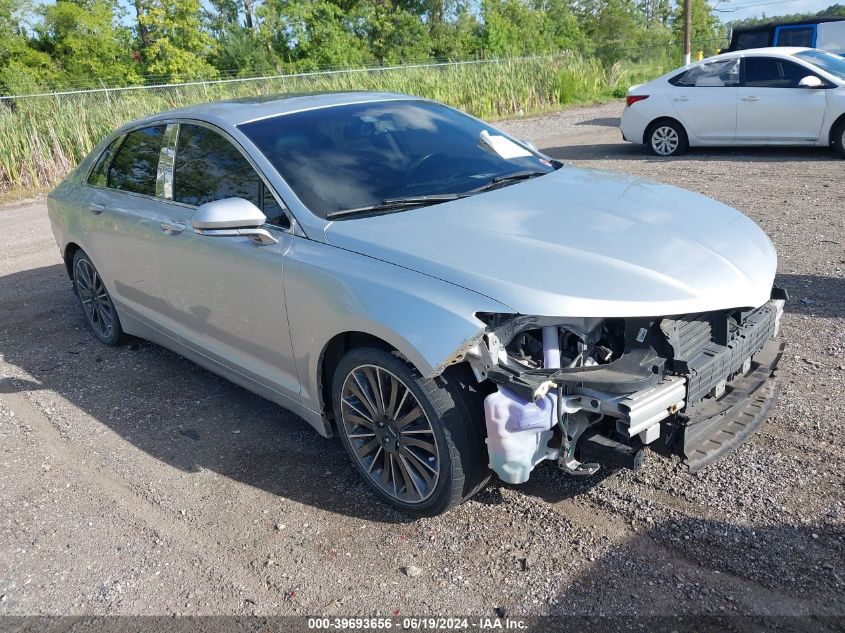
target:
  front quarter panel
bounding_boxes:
[284,237,513,412]
[822,86,845,143]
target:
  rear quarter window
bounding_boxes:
[86,138,120,187]
[670,59,740,87]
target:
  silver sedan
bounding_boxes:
[48,92,786,515]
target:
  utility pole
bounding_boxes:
[683,0,692,65]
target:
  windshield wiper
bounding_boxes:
[326,194,466,220]
[325,172,549,220]
[469,170,548,193]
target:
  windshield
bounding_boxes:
[794,49,845,81]
[238,100,555,218]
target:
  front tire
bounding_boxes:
[832,119,845,158]
[72,249,124,346]
[647,120,688,156]
[332,347,490,516]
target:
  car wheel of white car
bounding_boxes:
[72,249,125,346]
[332,347,490,516]
[833,120,845,158]
[648,121,688,157]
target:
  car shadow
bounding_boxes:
[542,143,839,163]
[574,116,622,128]
[777,273,845,318]
[0,263,414,524]
[550,517,843,627]
[4,265,841,523]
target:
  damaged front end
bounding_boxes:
[462,288,787,484]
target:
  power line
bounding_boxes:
[0,40,729,99]
[714,0,807,13]
[0,54,564,100]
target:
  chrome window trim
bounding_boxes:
[167,118,297,234]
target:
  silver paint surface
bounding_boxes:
[47,92,778,435]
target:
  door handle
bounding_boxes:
[673,96,690,102]
[160,220,186,234]
[88,203,105,215]
[741,96,760,102]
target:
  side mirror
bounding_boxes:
[191,197,277,245]
[798,75,824,88]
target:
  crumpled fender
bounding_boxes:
[283,237,513,415]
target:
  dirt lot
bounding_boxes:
[1,101,843,624]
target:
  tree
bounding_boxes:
[577,0,658,63]
[257,0,371,70]
[538,0,591,53]
[1,0,797,96]
[214,24,278,74]
[137,0,219,80]
[36,0,141,87]
[0,0,58,93]
[359,2,433,63]
[206,0,241,35]
[480,0,553,57]
[672,0,723,54]
[638,0,670,26]
[429,6,481,59]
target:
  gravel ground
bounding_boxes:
[1,101,843,624]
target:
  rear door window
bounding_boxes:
[107,126,166,196]
[172,124,286,225]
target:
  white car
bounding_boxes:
[620,47,845,156]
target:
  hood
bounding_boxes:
[324,166,777,318]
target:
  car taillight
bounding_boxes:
[626,95,649,107]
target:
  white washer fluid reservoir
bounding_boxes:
[483,387,558,484]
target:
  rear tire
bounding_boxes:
[332,347,490,517]
[832,119,845,158]
[72,249,125,346]
[647,119,688,156]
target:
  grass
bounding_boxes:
[0,53,669,198]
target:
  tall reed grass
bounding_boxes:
[0,54,667,198]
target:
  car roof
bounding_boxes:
[702,46,812,61]
[128,91,421,130]
[653,47,822,83]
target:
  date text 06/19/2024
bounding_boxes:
[307,617,528,630]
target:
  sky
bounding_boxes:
[714,0,839,21]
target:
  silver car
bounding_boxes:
[48,92,786,516]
